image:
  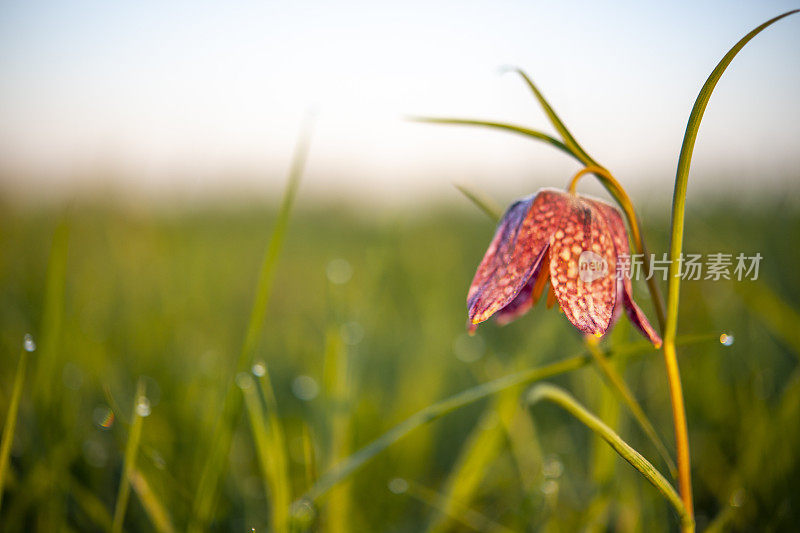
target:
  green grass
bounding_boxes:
[1,195,799,531]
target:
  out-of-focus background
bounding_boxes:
[1,1,799,531]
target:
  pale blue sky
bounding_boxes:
[1,1,798,203]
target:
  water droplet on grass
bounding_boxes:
[542,454,564,479]
[326,258,353,285]
[388,478,408,494]
[541,479,559,495]
[236,372,252,390]
[292,375,319,401]
[720,333,734,346]
[291,499,316,524]
[340,322,364,345]
[136,396,151,417]
[730,487,745,507]
[93,406,115,429]
[23,334,36,352]
[252,361,266,377]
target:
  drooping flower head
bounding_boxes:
[467,188,662,347]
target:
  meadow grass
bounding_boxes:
[1,194,799,531]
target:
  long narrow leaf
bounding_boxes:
[410,117,579,161]
[257,367,292,533]
[454,184,502,222]
[0,338,34,512]
[189,115,314,531]
[112,379,148,533]
[527,383,692,529]
[297,334,715,504]
[239,373,289,533]
[664,8,799,342]
[512,68,596,166]
[661,10,799,521]
[401,479,513,533]
[130,469,176,533]
[585,339,677,477]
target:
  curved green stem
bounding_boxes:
[527,384,693,530]
[409,117,576,160]
[663,10,799,525]
[297,334,715,505]
[516,68,667,330]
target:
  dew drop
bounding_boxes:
[340,321,364,345]
[541,479,559,496]
[291,498,316,524]
[720,333,734,346]
[252,361,266,377]
[93,405,115,429]
[292,375,319,401]
[542,454,564,479]
[729,487,745,508]
[326,258,353,285]
[23,334,36,352]
[236,372,253,390]
[388,478,409,494]
[135,396,151,417]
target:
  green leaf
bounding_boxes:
[296,334,715,504]
[410,116,579,161]
[0,340,32,512]
[454,183,502,222]
[511,68,596,166]
[664,9,799,342]
[189,114,315,532]
[585,339,677,478]
[527,383,692,529]
[112,379,148,533]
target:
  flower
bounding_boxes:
[467,188,662,347]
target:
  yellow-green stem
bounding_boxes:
[662,10,799,527]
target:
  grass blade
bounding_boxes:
[427,389,520,533]
[511,68,596,166]
[67,476,114,532]
[410,117,579,161]
[112,378,148,533]
[0,337,34,512]
[665,8,800,344]
[130,469,176,533]
[398,479,514,533]
[189,115,314,531]
[526,383,692,529]
[239,370,291,533]
[454,184,502,222]
[297,334,715,504]
[662,9,799,521]
[32,215,70,409]
[585,338,677,478]
[322,326,352,533]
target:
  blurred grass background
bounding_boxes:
[1,193,799,531]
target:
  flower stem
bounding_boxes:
[663,10,799,528]
[662,340,693,529]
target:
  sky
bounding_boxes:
[1,1,799,205]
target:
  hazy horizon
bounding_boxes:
[2,1,799,204]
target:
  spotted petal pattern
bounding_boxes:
[467,189,567,324]
[548,193,617,336]
[591,200,663,347]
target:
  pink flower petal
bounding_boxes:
[494,246,549,326]
[467,189,566,325]
[590,199,663,347]
[548,193,617,336]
